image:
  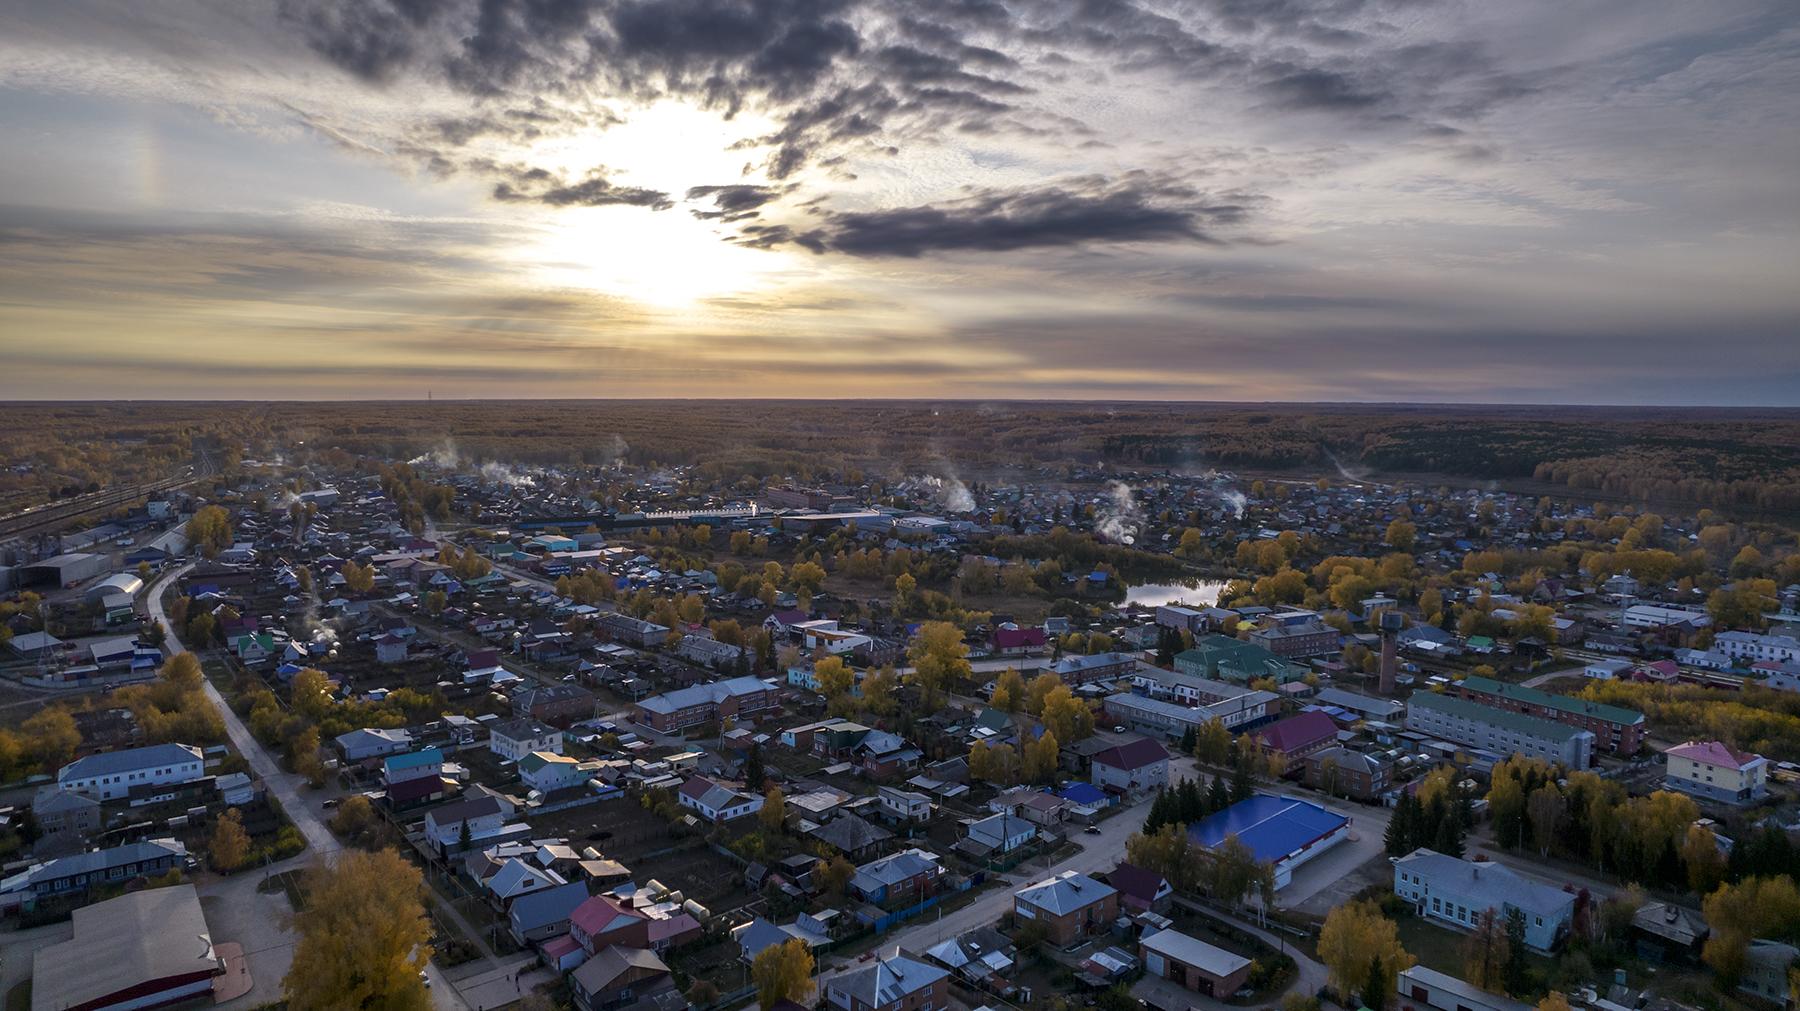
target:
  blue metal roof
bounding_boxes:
[1187,794,1348,863]
[383,748,443,771]
[1058,782,1108,805]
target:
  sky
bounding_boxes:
[1,0,1797,403]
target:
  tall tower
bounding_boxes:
[1378,610,1404,695]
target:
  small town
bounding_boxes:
[0,442,1795,1011]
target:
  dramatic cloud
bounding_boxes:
[0,0,1796,402]
[768,176,1250,257]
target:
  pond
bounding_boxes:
[1123,580,1228,608]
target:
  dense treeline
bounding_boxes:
[3,401,1799,517]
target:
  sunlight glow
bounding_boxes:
[511,101,794,307]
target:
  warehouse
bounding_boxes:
[84,571,143,603]
[31,883,226,1011]
[1186,794,1350,889]
[20,552,110,588]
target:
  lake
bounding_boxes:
[1123,581,1228,609]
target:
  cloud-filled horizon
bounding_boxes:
[1,0,1796,403]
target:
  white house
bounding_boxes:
[1664,740,1769,805]
[1583,659,1632,680]
[489,718,562,761]
[676,777,764,822]
[1090,738,1171,793]
[425,794,515,855]
[56,744,205,802]
[878,786,932,825]
[1393,848,1573,951]
[520,751,589,793]
[964,812,1036,854]
[1716,630,1800,665]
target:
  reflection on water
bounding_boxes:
[1123,581,1227,608]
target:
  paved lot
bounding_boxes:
[0,919,74,1005]
[197,867,300,1009]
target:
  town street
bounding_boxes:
[145,563,471,1010]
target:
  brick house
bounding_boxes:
[1014,871,1119,944]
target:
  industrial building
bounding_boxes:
[19,552,110,588]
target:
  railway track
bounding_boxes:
[0,472,203,541]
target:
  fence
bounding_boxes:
[865,877,974,934]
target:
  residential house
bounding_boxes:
[1014,871,1119,944]
[1089,737,1170,793]
[1248,619,1342,660]
[490,718,563,761]
[878,786,932,826]
[849,848,942,906]
[1393,848,1574,951]
[1049,651,1139,686]
[521,751,591,794]
[570,946,674,1011]
[382,748,443,786]
[569,895,651,953]
[1107,863,1172,914]
[1663,740,1769,805]
[425,793,517,857]
[676,776,764,822]
[1631,902,1709,964]
[56,743,204,802]
[631,676,777,734]
[1304,746,1392,801]
[1250,711,1340,765]
[0,839,187,911]
[807,814,893,861]
[1139,927,1253,998]
[30,789,100,855]
[826,953,950,1011]
[961,813,1036,856]
[595,612,670,648]
[1740,940,1798,1009]
[513,684,596,728]
[334,726,412,763]
[921,927,1017,991]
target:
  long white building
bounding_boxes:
[57,743,205,801]
[1716,630,1800,665]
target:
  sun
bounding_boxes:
[508,101,796,308]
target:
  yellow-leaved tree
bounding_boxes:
[284,849,434,1011]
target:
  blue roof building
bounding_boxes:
[1187,794,1351,889]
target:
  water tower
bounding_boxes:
[1378,609,1404,695]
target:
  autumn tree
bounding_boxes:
[1463,908,1511,992]
[187,505,233,558]
[1040,686,1094,743]
[339,561,375,594]
[752,938,814,1009]
[1682,823,1727,895]
[1206,834,1273,911]
[329,794,382,849]
[1319,900,1414,1001]
[284,849,433,1011]
[860,667,898,716]
[1023,730,1060,784]
[991,667,1026,712]
[906,621,970,707]
[814,655,854,708]
[760,786,786,834]
[1702,875,1800,983]
[209,808,252,872]
[21,707,80,771]
[1193,719,1231,766]
[1536,993,1573,1011]
[1385,519,1417,552]
[1024,672,1061,717]
[819,854,856,899]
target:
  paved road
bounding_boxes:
[816,777,1158,991]
[146,563,470,1010]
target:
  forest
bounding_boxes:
[3,401,1799,516]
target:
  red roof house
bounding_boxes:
[1250,711,1339,762]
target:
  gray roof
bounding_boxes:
[808,813,892,852]
[1140,927,1253,978]
[851,848,939,891]
[637,675,768,715]
[13,839,186,889]
[1016,871,1118,915]
[32,884,222,1011]
[831,954,948,1006]
[490,718,559,742]
[59,743,202,782]
[1395,848,1573,919]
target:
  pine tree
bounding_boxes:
[1363,955,1389,1011]
[1434,809,1465,858]
[744,745,766,790]
[1207,775,1230,813]
[1503,908,1528,996]
[1180,724,1197,755]
[1178,777,1204,824]
[1146,788,1173,833]
[1230,755,1253,804]
[1386,794,1416,857]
